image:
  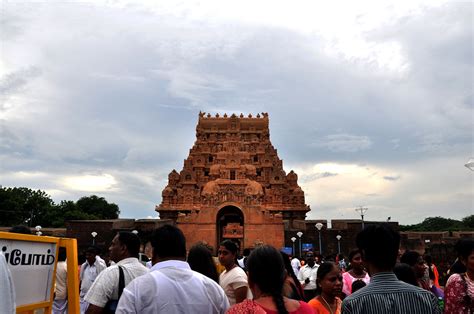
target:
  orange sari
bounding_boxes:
[308,297,342,314]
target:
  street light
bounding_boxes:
[336,234,342,254]
[315,223,323,255]
[132,230,138,235]
[290,237,296,256]
[296,232,303,258]
[424,239,431,253]
[35,225,42,236]
[355,206,368,229]
[91,231,98,245]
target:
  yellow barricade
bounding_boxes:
[0,231,80,314]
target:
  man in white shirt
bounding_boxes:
[290,255,300,276]
[237,248,250,269]
[116,224,229,314]
[0,251,15,314]
[297,251,319,301]
[53,247,68,314]
[85,232,148,314]
[80,247,107,313]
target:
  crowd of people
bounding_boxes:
[2,223,474,313]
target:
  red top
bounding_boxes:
[227,299,314,314]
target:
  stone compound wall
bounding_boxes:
[65,219,174,254]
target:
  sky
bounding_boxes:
[1,0,473,225]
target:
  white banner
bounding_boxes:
[0,239,57,306]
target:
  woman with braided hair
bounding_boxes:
[227,245,313,314]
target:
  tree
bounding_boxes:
[0,187,120,227]
[43,200,87,227]
[0,187,55,227]
[400,216,470,231]
[462,215,474,229]
[419,217,463,231]
[38,196,119,227]
[76,195,120,219]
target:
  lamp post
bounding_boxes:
[91,231,98,246]
[424,239,431,254]
[355,206,368,229]
[315,223,323,255]
[296,232,303,258]
[35,225,42,236]
[336,234,342,254]
[290,237,296,256]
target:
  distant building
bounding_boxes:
[157,112,309,251]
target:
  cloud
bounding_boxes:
[0,1,471,224]
[299,172,338,183]
[311,134,373,153]
[62,173,117,192]
[383,175,401,181]
[0,67,41,95]
[0,67,42,110]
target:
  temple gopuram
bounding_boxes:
[156,112,309,251]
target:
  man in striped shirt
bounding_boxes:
[342,224,440,314]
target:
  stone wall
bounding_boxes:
[65,219,174,254]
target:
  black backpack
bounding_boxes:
[103,266,125,314]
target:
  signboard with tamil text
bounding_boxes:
[0,231,80,314]
[1,238,57,306]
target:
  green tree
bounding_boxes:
[419,217,463,231]
[0,187,120,227]
[40,196,119,227]
[43,200,84,227]
[400,216,465,231]
[462,215,474,229]
[0,187,55,227]
[76,195,120,219]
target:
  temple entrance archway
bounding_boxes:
[216,205,244,251]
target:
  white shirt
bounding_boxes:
[55,261,68,300]
[291,258,300,276]
[0,252,15,314]
[219,265,249,305]
[297,263,319,290]
[116,260,229,314]
[145,260,152,269]
[85,257,148,307]
[80,259,107,298]
[96,255,106,265]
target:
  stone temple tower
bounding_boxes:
[157,112,309,251]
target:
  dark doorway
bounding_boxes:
[216,206,244,251]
